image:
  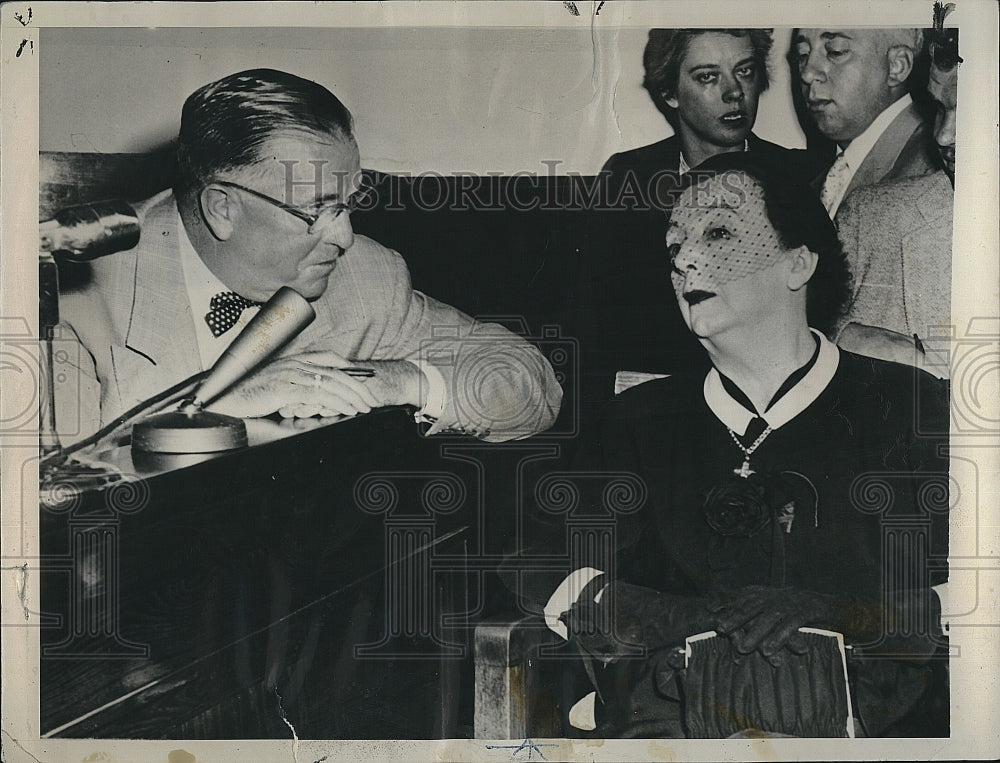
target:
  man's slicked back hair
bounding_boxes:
[175,68,354,202]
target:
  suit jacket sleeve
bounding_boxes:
[350,241,563,441]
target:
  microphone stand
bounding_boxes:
[38,201,141,493]
[131,286,316,468]
[38,251,125,495]
[38,251,61,458]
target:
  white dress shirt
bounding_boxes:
[177,215,261,370]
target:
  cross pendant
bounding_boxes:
[733,459,754,479]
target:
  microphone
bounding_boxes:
[132,286,316,458]
[191,286,316,407]
[39,200,141,260]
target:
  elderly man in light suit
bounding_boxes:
[793,28,941,220]
[56,69,562,443]
[833,25,960,377]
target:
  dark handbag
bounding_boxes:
[680,628,853,738]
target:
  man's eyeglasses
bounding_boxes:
[212,179,376,233]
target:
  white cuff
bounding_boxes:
[568,691,598,731]
[543,567,606,640]
[412,358,447,423]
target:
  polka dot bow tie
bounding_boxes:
[204,291,259,338]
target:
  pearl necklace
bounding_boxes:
[727,425,773,478]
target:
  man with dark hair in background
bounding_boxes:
[793,28,941,220]
[55,68,562,443]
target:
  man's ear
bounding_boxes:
[787,246,819,291]
[886,44,915,88]
[199,185,237,241]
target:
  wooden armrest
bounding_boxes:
[474,613,563,739]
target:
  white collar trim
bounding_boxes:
[703,329,840,434]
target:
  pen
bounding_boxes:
[301,359,376,378]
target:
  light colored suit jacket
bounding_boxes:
[833,102,940,221]
[55,194,561,443]
[836,170,953,348]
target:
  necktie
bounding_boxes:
[820,151,850,217]
[204,291,258,337]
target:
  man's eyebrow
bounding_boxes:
[310,186,363,206]
[687,63,721,73]
[309,173,366,205]
[794,31,852,45]
[733,57,756,69]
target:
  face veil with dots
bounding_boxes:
[667,173,788,294]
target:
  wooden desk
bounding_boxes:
[40,409,474,739]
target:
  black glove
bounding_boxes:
[560,580,717,738]
[709,585,838,659]
[710,584,943,663]
[561,580,718,660]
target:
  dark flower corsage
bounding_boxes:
[703,472,802,537]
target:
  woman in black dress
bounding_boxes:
[530,152,949,738]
